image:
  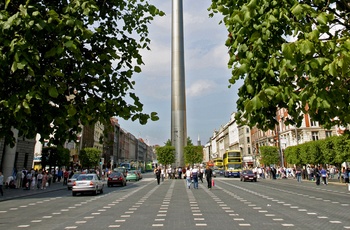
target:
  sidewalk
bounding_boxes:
[0,181,67,202]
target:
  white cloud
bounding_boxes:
[186,80,218,97]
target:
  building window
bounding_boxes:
[312,131,319,141]
[325,131,332,138]
[246,127,249,133]
[248,147,251,155]
[310,119,318,127]
[23,153,29,169]
[247,137,250,143]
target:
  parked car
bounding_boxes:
[240,170,257,182]
[67,173,81,190]
[72,174,104,196]
[126,170,140,181]
[107,172,126,187]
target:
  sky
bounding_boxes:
[118,0,242,146]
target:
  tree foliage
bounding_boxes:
[155,146,176,167]
[259,146,280,166]
[41,146,70,169]
[284,135,350,166]
[209,0,350,130]
[184,145,203,166]
[79,147,101,169]
[0,0,163,146]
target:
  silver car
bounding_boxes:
[72,174,104,196]
[67,173,81,190]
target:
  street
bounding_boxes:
[0,173,349,230]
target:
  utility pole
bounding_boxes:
[171,0,187,167]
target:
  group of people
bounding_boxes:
[154,165,215,190]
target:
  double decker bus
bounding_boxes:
[213,158,223,169]
[213,158,224,176]
[223,150,242,177]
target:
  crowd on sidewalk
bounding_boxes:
[251,164,350,186]
[1,167,75,192]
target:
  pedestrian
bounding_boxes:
[320,166,328,185]
[0,171,4,196]
[25,171,32,190]
[155,166,161,185]
[16,169,22,189]
[186,166,192,189]
[31,175,36,190]
[42,171,48,189]
[161,167,165,182]
[199,166,204,183]
[37,171,43,189]
[63,170,69,185]
[315,166,321,185]
[178,167,182,179]
[343,167,349,183]
[296,166,302,182]
[205,166,213,189]
[191,166,199,189]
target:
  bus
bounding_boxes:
[213,157,224,176]
[223,150,242,177]
[213,158,224,169]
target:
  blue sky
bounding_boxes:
[118,0,242,146]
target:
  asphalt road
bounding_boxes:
[0,173,349,230]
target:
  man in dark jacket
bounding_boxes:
[205,166,213,189]
[155,166,161,185]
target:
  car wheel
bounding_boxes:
[72,191,76,196]
[254,179,257,182]
[100,188,103,194]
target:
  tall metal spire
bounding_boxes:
[171,0,187,167]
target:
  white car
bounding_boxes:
[72,174,104,196]
[67,173,81,190]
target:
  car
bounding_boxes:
[72,174,104,196]
[135,170,143,180]
[114,167,128,177]
[240,170,257,182]
[67,173,81,190]
[126,170,140,181]
[107,172,126,187]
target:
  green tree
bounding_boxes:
[41,146,70,169]
[155,146,176,167]
[79,147,101,169]
[259,146,280,166]
[0,1,163,146]
[184,145,203,167]
[209,1,350,131]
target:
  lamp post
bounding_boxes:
[277,120,284,167]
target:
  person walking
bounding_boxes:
[315,166,321,185]
[205,166,213,189]
[186,166,192,189]
[320,166,328,185]
[0,171,4,196]
[155,166,161,185]
[199,166,204,183]
[191,166,199,189]
[42,171,48,189]
[296,166,302,182]
[16,169,22,189]
[161,167,165,182]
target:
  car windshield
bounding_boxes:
[77,175,94,180]
[110,172,121,177]
[72,174,81,179]
[243,170,254,174]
